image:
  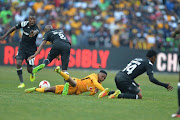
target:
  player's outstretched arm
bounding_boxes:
[149,75,173,91]
[27,40,46,61]
[0,26,16,40]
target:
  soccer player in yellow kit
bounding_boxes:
[25,66,107,95]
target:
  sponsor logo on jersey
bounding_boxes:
[21,21,29,27]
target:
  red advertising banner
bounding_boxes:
[0,44,178,72]
[3,45,110,69]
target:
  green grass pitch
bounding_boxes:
[0,66,178,120]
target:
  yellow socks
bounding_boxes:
[35,88,45,93]
[60,71,70,80]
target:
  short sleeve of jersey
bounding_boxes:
[15,21,29,29]
[42,32,49,41]
[146,61,154,76]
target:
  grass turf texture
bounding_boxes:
[0,66,178,120]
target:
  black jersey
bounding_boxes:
[42,29,70,45]
[121,58,153,79]
[16,21,39,52]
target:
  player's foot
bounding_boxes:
[30,73,35,82]
[54,66,61,73]
[62,82,69,95]
[33,64,45,74]
[25,87,36,93]
[18,83,25,88]
[98,88,110,98]
[108,90,121,99]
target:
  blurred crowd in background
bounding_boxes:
[0,0,180,51]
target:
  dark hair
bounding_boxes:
[146,50,157,58]
[29,13,36,17]
[99,70,107,75]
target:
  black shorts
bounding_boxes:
[16,46,35,67]
[115,72,140,94]
[47,41,71,70]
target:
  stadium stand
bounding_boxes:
[0,0,179,51]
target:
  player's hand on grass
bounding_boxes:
[28,55,35,61]
[167,83,173,91]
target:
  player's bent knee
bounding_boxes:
[27,67,33,73]
[16,61,22,68]
[44,86,56,93]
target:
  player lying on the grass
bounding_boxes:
[98,50,173,99]
[25,66,108,95]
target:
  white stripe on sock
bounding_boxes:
[136,95,139,99]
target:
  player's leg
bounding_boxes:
[110,81,141,99]
[26,57,35,82]
[178,71,180,114]
[33,47,59,74]
[60,44,70,71]
[177,59,180,115]
[112,83,141,99]
[32,60,47,74]
[25,85,75,95]
[172,76,180,118]
[16,59,25,88]
[172,59,180,118]
[54,66,77,87]
[60,43,70,78]
[109,73,141,99]
[55,85,77,95]
[25,86,56,93]
[60,45,71,95]
[16,48,25,88]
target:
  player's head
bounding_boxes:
[146,50,157,64]
[28,14,36,26]
[98,70,107,83]
[45,25,53,32]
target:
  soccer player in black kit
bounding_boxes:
[28,25,71,94]
[0,15,39,88]
[171,21,180,118]
[98,50,173,99]
[28,25,71,75]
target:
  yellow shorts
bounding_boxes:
[55,84,78,95]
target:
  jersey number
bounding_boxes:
[122,60,141,75]
[52,31,66,40]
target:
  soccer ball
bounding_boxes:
[39,80,50,88]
